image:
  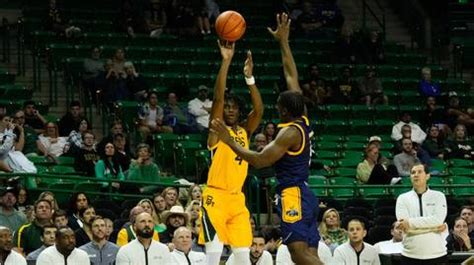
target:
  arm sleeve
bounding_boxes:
[333,247,346,265]
[115,249,130,265]
[391,123,402,141]
[395,194,409,220]
[356,162,370,183]
[412,124,427,144]
[116,229,128,246]
[408,193,447,228]
[95,160,105,179]
[126,162,139,181]
[0,129,15,155]
[393,156,406,176]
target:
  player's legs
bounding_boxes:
[205,234,224,265]
[287,241,323,265]
[230,247,251,265]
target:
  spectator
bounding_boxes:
[422,125,447,159]
[226,231,272,265]
[45,0,81,38]
[159,205,189,244]
[53,209,68,228]
[111,48,126,75]
[319,208,348,252]
[446,124,474,159]
[116,206,159,247]
[12,110,47,157]
[419,67,441,98]
[113,133,132,172]
[445,91,474,129]
[191,0,211,35]
[358,66,388,106]
[73,131,99,176]
[391,112,427,144]
[127,143,160,193]
[15,186,29,213]
[14,199,53,255]
[38,191,59,213]
[393,125,432,167]
[118,0,147,37]
[74,206,96,247]
[67,192,89,231]
[0,187,27,232]
[38,122,67,158]
[104,218,114,241]
[333,219,380,265]
[362,30,384,64]
[26,224,57,262]
[356,144,400,184]
[253,133,268,152]
[393,138,420,177]
[95,59,128,105]
[261,122,277,143]
[315,0,344,28]
[58,101,85,137]
[171,226,207,264]
[335,27,358,64]
[152,193,166,224]
[145,0,167,38]
[446,217,472,251]
[460,206,473,238]
[82,47,104,102]
[0,226,27,265]
[97,121,128,154]
[373,222,403,254]
[23,101,47,134]
[331,66,358,104]
[162,187,179,209]
[116,212,171,264]
[301,64,329,107]
[395,164,448,264]
[138,91,173,140]
[186,200,200,239]
[296,1,323,37]
[276,241,333,265]
[188,85,212,132]
[163,92,198,134]
[36,227,90,265]
[420,97,447,131]
[124,62,148,101]
[95,143,125,190]
[137,199,165,233]
[79,216,120,265]
[187,184,203,206]
[64,119,91,155]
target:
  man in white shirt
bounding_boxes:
[276,241,333,265]
[188,85,212,132]
[0,226,26,265]
[373,222,403,254]
[26,224,57,262]
[116,212,173,265]
[226,232,273,265]
[36,227,90,265]
[395,163,448,264]
[171,227,206,264]
[334,219,380,265]
[391,112,426,144]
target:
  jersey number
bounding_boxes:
[235,156,243,165]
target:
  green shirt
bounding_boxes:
[127,161,160,182]
[323,228,348,247]
[23,126,39,155]
[95,159,125,183]
[13,221,44,255]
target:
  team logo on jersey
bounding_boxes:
[285,208,300,217]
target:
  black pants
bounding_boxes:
[367,164,399,184]
[400,255,449,265]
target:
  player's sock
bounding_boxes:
[231,247,251,265]
[205,234,224,265]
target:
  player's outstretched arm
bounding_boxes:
[208,40,235,147]
[268,13,301,93]
[242,50,264,135]
[211,118,300,168]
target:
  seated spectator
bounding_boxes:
[445,91,474,129]
[276,241,333,265]
[0,119,37,174]
[446,124,474,160]
[73,131,99,176]
[138,92,173,140]
[185,200,200,239]
[26,224,57,262]
[393,138,420,177]
[137,199,166,233]
[74,206,96,247]
[113,133,131,172]
[357,144,400,184]
[446,217,472,252]
[152,193,166,224]
[127,144,160,192]
[36,227,90,264]
[334,27,358,64]
[249,133,275,178]
[391,112,427,144]
[145,0,167,38]
[362,30,384,64]
[164,92,198,134]
[333,219,380,264]
[226,231,272,265]
[315,0,344,28]
[261,122,277,143]
[373,222,403,254]
[187,184,203,206]
[296,1,323,37]
[301,64,330,107]
[45,0,81,38]
[15,186,29,215]
[64,119,91,155]
[191,0,211,35]
[116,206,159,246]
[111,48,126,75]
[420,96,448,131]
[104,218,114,241]
[79,216,119,265]
[358,66,388,106]
[13,110,48,157]
[159,205,189,244]
[171,226,207,264]
[99,58,130,104]
[331,66,358,104]
[67,192,90,231]
[23,100,47,134]
[162,187,180,210]
[0,226,27,264]
[95,143,125,189]
[422,125,448,159]
[253,133,268,152]
[38,122,67,158]
[0,187,27,232]
[58,101,85,137]
[97,121,131,157]
[124,62,148,101]
[82,47,104,102]
[393,125,432,167]
[38,191,59,213]
[188,85,212,132]
[53,209,68,228]
[319,208,348,252]
[14,199,53,255]
[460,206,474,241]
[419,67,441,98]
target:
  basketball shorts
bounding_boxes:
[276,183,320,248]
[198,187,252,247]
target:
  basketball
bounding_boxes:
[215,11,246,42]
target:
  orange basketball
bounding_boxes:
[215,11,246,42]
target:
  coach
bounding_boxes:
[395,163,448,264]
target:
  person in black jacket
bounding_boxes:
[74,131,100,176]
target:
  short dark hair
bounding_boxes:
[410,163,429,175]
[23,100,35,108]
[347,218,366,229]
[78,206,94,218]
[277,90,305,118]
[34,199,52,211]
[70,101,81,108]
[53,209,67,219]
[253,230,265,241]
[41,224,57,236]
[56,226,73,238]
[81,130,94,141]
[89,215,104,226]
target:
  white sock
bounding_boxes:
[205,234,223,265]
[231,247,251,265]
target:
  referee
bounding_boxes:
[395,163,448,265]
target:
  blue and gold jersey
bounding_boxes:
[274,116,311,189]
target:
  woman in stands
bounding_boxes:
[95,142,125,190]
[356,144,400,184]
[161,186,180,209]
[446,217,472,251]
[186,184,202,207]
[446,124,474,159]
[64,119,91,155]
[67,192,90,231]
[186,200,201,239]
[261,121,277,142]
[38,122,68,158]
[127,143,160,193]
[319,208,348,253]
[152,193,166,224]
[137,199,166,233]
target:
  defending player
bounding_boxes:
[199,41,263,265]
[210,13,323,265]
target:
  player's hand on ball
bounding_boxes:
[218,39,235,61]
[267,13,291,42]
[210,118,232,144]
[243,50,253,78]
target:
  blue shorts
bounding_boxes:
[276,184,320,248]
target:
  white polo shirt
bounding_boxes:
[171,249,206,264]
[5,250,27,265]
[226,250,272,265]
[36,245,90,265]
[116,239,174,265]
[333,242,380,265]
[275,242,333,265]
[373,239,402,254]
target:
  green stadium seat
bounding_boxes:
[316,135,345,142]
[430,159,448,174]
[315,150,340,160]
[174,141,203,177]
[316,141,342,150]
[449,159,474,167]
[351,105,375,120]
[308,175,327,185]
[333,168,357,178]
[358,186,390,197]
[50,166,76,174]
[340,151,363,160]
[449,167,474,176]
[345,135,369,142]
[391,185,411,196]
[328,177,356,197]
[74,182,103,193]
[326,105,351,120]
[153,133,180,169]
[337,158,361,168]
[449,176,473,196]
[56,156,75,166]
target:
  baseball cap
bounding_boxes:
[368,136,382,143]
[198,85,209,92]
[448,91,458,98]
[0,186,16,197]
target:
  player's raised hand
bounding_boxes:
[210,118,232,144]
[243,50,253,78]
[218,39,235,61]
[267,13,291,43]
